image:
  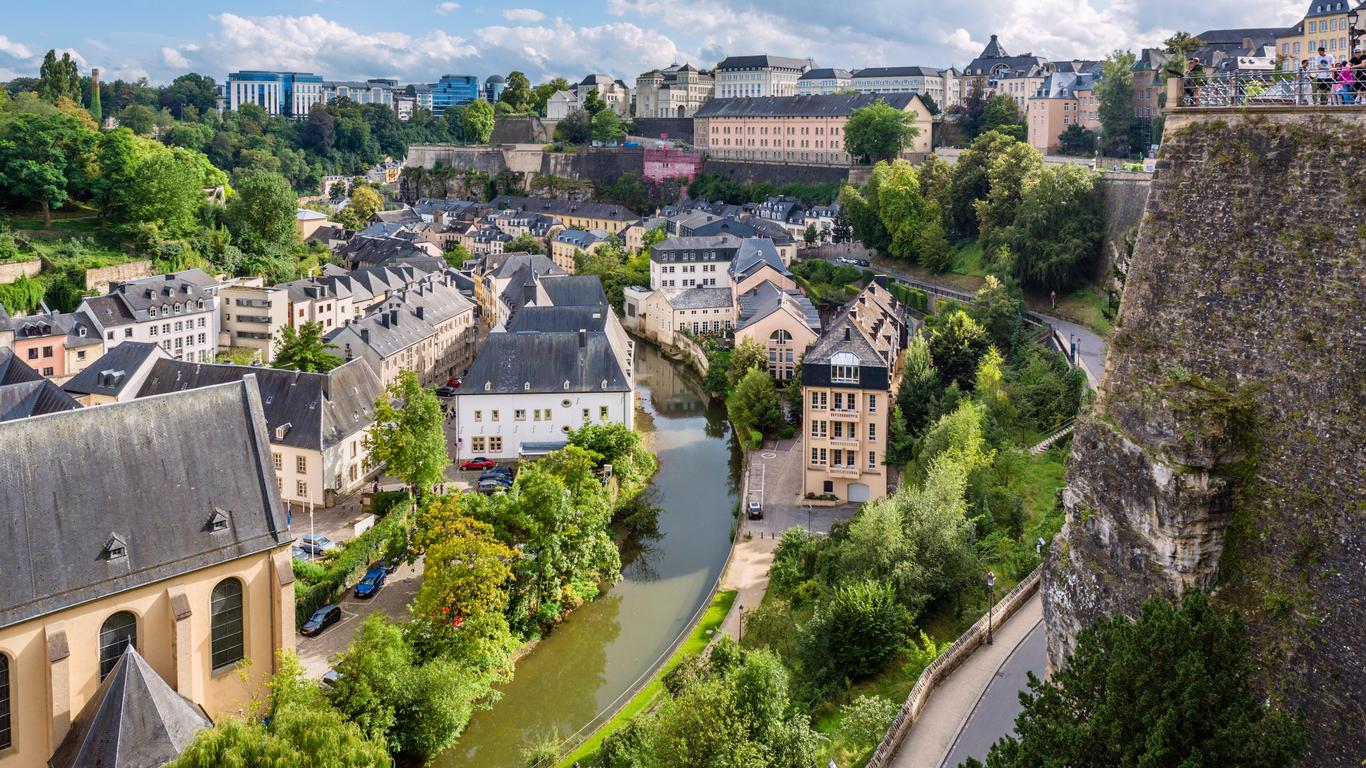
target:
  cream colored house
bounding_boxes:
[0,380,295,767]
[734,281,820,382]
[693,92,933,165]
[1027,71,1102,154]
[634,63,715,117]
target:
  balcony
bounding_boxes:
[829,435,860,447]
[829,407,860,420]
[828,464,862,478]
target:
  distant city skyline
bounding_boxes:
[0,0,1307,86]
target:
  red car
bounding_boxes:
[460,457,495,471]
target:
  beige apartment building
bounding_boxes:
[0,381,294,767]
[801,282,907,503]
[693,92,933,165]
[1278,3,1356,60]
[1027,71,1102,154]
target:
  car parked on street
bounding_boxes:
[291,545,312,561]
[300,605,342,636]
[477,478,509,494]
[297,534,338,557]
[460,457,495,471]
[747,500,763,520]
[478,471,513,486]
[354,566,387,598]
[436,385,458,398]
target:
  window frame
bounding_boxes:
[98,611,139,681]
[210,578,246,672]
[0,652,10,752]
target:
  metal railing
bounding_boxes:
[1180,70,1366,108]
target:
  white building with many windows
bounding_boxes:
[79,270,221,363]
[714,55,812,98]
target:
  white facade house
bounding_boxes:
[80,269,222,364]
[714,55,811,98]
[546,90,580,119]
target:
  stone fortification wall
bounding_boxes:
[1042,112,1365,764]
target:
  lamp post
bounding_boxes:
[1350,9,1361,55]
[985,571,997,645]
[806,504,813,534]
[738,604,746,643]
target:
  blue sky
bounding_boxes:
[0,0,1307,85]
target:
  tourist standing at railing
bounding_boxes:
[1298,59,1313,105]
[1352,48,1366,101]
[1336,60,1356,104]
[1185,57,1206,106]
[1314,47,1336,104]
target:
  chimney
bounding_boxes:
[415,306,425,319]
[360,328,370,344]
[390,309,399,326]
[843,327,850,341]
[578,328,587,348]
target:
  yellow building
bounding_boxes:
[800,282,907,503]
[0,379,295,767]
[1278,4,1358,61]
[488,196,637,235]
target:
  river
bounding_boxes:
[433,342,743,767]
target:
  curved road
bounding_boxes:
[939,619,1046,768]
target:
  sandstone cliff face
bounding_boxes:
[1042,114,1366,764]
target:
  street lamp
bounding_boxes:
[738,604,746,643]
[1350,9,1361,54]
[985,571,997,645]
[806,503,813,534]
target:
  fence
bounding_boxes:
[865,564,1044,768]
[1179,71,1366,108]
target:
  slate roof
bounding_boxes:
[0,347,43,386]
[374,274,475,326]
[670,287,733,309]
[0,380,286,630]
[716,55,811,71]
[327,307,435,359]
[736,280,821,332]
[81,294,139,329]
[694,92,919,118]
[651,234,744,261]
[337,235,435,269]
[800,68,853,80]
[463,331,630,394]
[555,228,609,249]
[135,357,383,452]
[539,275,610,307]
[729,238,789,281]
[1195,26,1287,42]
[296,208,329,222]
[507,305,612,334]
[3,306,98,346]
[0,379,81,421]
[101,270,218,321]
[49,647,211,768]
[489,196,635,222]
[63,341,167,399]
[805,313,883,366]
[979,34,1009,59]
[487,252,564,280]
[1034,71,1101,99]
[853,66,942,78]
[372,208,422,225]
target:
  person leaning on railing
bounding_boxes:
[1353,47,1366,102]
[1185,57,1206,106]
[1313,47,1335,104]
[1297,59,1313,105]
[1336,60,1356,105]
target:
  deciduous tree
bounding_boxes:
[592,106,626,144]
[272,322,343,372]
[1096,50,1138,157]
[0,112,96,225]
[844,99,920,163]
[226,171,297,255]
[928,310,990,390]
[1004,163,1102,290]
[365,370,449,495]
[461,98,495,144]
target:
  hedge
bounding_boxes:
[294,499,414,624]
[888,282,929,313]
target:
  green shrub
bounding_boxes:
[294,500,414,624]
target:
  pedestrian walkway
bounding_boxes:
[887,593,1044,768]
[718,535,778,640]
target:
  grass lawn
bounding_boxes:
[7,203,103,233]
[1027,286,1114,335]
[950,240,989,277]
[558,589,738,767]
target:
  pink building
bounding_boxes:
[643,147,703,182]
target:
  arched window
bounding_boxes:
[769,329,793,345]
[98,612,137,680]
[210,579,244,670]
[0,653,10,750]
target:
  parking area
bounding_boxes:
[739,436,860,538]
[296,557,425,678]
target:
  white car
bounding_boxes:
[746,501,763,520]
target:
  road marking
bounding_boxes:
[761,452,777,459]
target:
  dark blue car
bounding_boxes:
[478,471,513,486]
[354,566,387,599]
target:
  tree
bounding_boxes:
[839,182,888,252]
[499,71,532,111]
[414,500,516,625]
[121,148,206,236]
[117,104,157,136]
[946,131,1017,238]
[919,93,940,116]
[831,206,852,243]
[647,678,766,768]
[444,242,474,268]
[1163,32,1205,79]
[582,88,606,116]
[981,94,1025,141]
[1096,50,1138,157]
[335,185,383,230]
[953,81,989,141]
[592,107,626,144]
[1005,164,1103,290]
[1057,124,1097,156]
[844,99,920,163]
[968,274,1025,353]
[554,109,592,145]
[929,310,990,390]
[803,223,818,246]
[365,370,448,494]
[872,160,932,261]
[916,216,953,273]
[461,98,495,144]
[225,171,298,255]
[974,141,1042,252]
[799,579,910,687]
[37,50,81,104]
[969,593,1307,768]
[727,366,783,440]
[504,232,545,254]
[162,73,219,117]
[840,695,900,754]
[301,104,336,155]
[0,113,95,225]
[726,338,767,389]
[273,322,344,372]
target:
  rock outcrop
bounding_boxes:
[1043,112,1366,765]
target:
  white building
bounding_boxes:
[796,68,853,95]
[575,75,631,116]
[713,55,812,98]
[634,63,715,118]
[546,90,580,119]
[80,269,221,363]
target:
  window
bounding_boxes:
[491,410,500,422]
[868,450,878,469]
[42,346,53,358]
[25,348,36,360]
[474,410,482,422]
[583,408,590,420]
[868,394,877,413]
[489,436,503,452]
[124,328,133,338]
[272,453,282,471]
[0,653,8,751]
[99,612,138,680]
[210,579,245,670]
[296,456,307,473]
[471,436,486,452]
[515,409,527,421]
[869,423,877,441]
[296,481,308,497]
[810,391,827,409]
[600,406,609,420]
[831,365,859,383]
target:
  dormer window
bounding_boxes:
[104,534,128,561]
[485,381,492,391]
[524,382,531,391]
[275,422,291,440]
[208,509,230,532]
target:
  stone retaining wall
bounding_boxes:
[0,260,41,284]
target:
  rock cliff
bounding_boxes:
[1043,112,1366,764]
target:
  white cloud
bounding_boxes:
[475,19,682,79]
[161,46,191,69]
[503,8,546,22]
[435,2,461,14]
[0,35,32,60]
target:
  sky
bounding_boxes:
[0,0,1309,86]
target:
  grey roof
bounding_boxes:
[327,307,436,359]
[372,208,423,225]
[979,34,1008,59]
[555,228,609,249]
[357,221,416,239]
[0,379,81,421]
[964,54,1046,78]
[49,647,211,768]
[800,68,852,80]
[539,275,609,308]
[487,252,564,280]
[105,270,217,320]
[853,66,942,78]
[375,275,475,326]
[0,347,43,386]
[507,305,612,334]
[81,294,138,329]
[1195,26,1286,41]
[652,233,744,260]
[694,92,919,118]
[1034,71,1101,99]
[63,342,168,399]
[486,73,506,83]
[136,357,383,452]
[4,307,99,346]
[730,238,789,281]
[0,380,287,630]
[489,196,636,222]
[337,236,434,269]
[805,313,884,366]
[737,280,821,332]
[716,55,811,71]
[463,331,630,394]
[579,73,615,86]
[669,287,733,309]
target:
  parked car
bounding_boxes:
[379,557,400,574]
[321,668,341,688]
[446,377,462,389]
[485,465,514,478]
[747,500,763,520]
[478,471,513,486]
[291,545,312,561]
[354,566,387,599]
[460,457,496,471]
[477,478,510,494]
[297,534,338,557]
[435,385,458,398]
[835,256,857,265]
[852,257,870,267]
[300,605,342,636]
